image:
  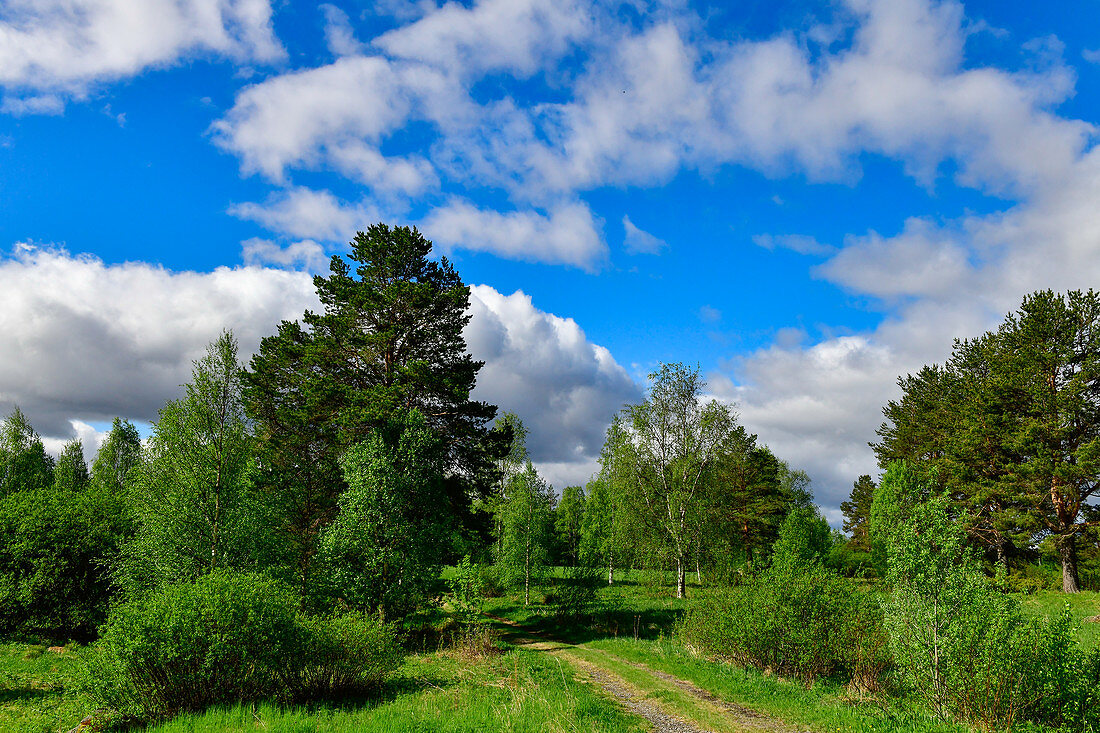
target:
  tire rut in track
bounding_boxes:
[486,614,810,733]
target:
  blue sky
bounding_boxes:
[2,0,1100,522]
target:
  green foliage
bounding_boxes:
[874,290,1100,591]
[883,493,1100,730]
[0,407,53,495]
[546,565,604,623]
[52,439,89,494]
[0,413,128,638]
[119,333,257,595]
[447,554,489,624]
[318,410,450,617]
[289,611,403,701]
[90,417,142,494]
[81,570,402,724]
[496,462,554,605]
[869,461,928,576]
[680,560,889,687]
[83,570,304,721]
[554,484,586,566]
[244,224,499,595]
[0,482,127,638]
[770,506,832,570]
[603,363,740,598]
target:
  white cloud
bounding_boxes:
[229,187,385,242]
[321,4,364,57]
[0,246,636,488]
[467,285,641,480]
[422,199,606,269]
[210,54,457,191]
[753,234,835,256]
[241,237,330,271]
[0,0,283,109]
[622,216,666,255]
[0,245,317,438]
[41,420,109,466]
[373,0,592,77]
[698,305,721,324]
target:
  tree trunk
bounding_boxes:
[524,539,531,606]
[607,552,614,585]
[994,537,1008,574]
[676,555,685,599]
[1058,535,1081,593]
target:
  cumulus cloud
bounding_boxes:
[0,246,635,488]
[422,199,606,269]
[211,0,1090,274]
[373,0,592,77]
[0,0,283,109]
[622,216,666,255]
[467,285,641,486]
[720,143,1100,519]
[0,245,317,438]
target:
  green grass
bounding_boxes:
[585,636,968,733]
[1019,590,1100,650]
[143,648,645,733]
[0,640,88,733]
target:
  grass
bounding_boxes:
[0,639,87,733]
[585,637,968,733]
[4,567,1100,732]
[143,646,646,733]
[1019,590,1100,650]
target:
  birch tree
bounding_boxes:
[612,363,737,598]
[120,333,254,593]
[497,462,554,606]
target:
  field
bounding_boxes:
[3,572,1099,733]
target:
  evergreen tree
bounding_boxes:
[840,475,876,550]
[245,225,499,594]
[874,290,1100,591]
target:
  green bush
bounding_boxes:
[680,562,889,687]
[545,565,603,623]
[290,611,403,700]
[883,491,1100,731]
[81,571,402,723]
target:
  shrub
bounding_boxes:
[290,611,403,700]
[82,571,303,721]
[81,571,403,723]
[883,492,1100,731]
[545,565,602,623]
[681,561,888,686]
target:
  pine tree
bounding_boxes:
[840,475,876,551]
[244,224,499,594]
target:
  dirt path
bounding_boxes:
[485,615,809,733]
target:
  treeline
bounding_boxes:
[866,289,1100,592]
[488,363,816,604]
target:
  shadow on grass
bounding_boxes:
[484,600,686,645]
[0,685,55,704]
